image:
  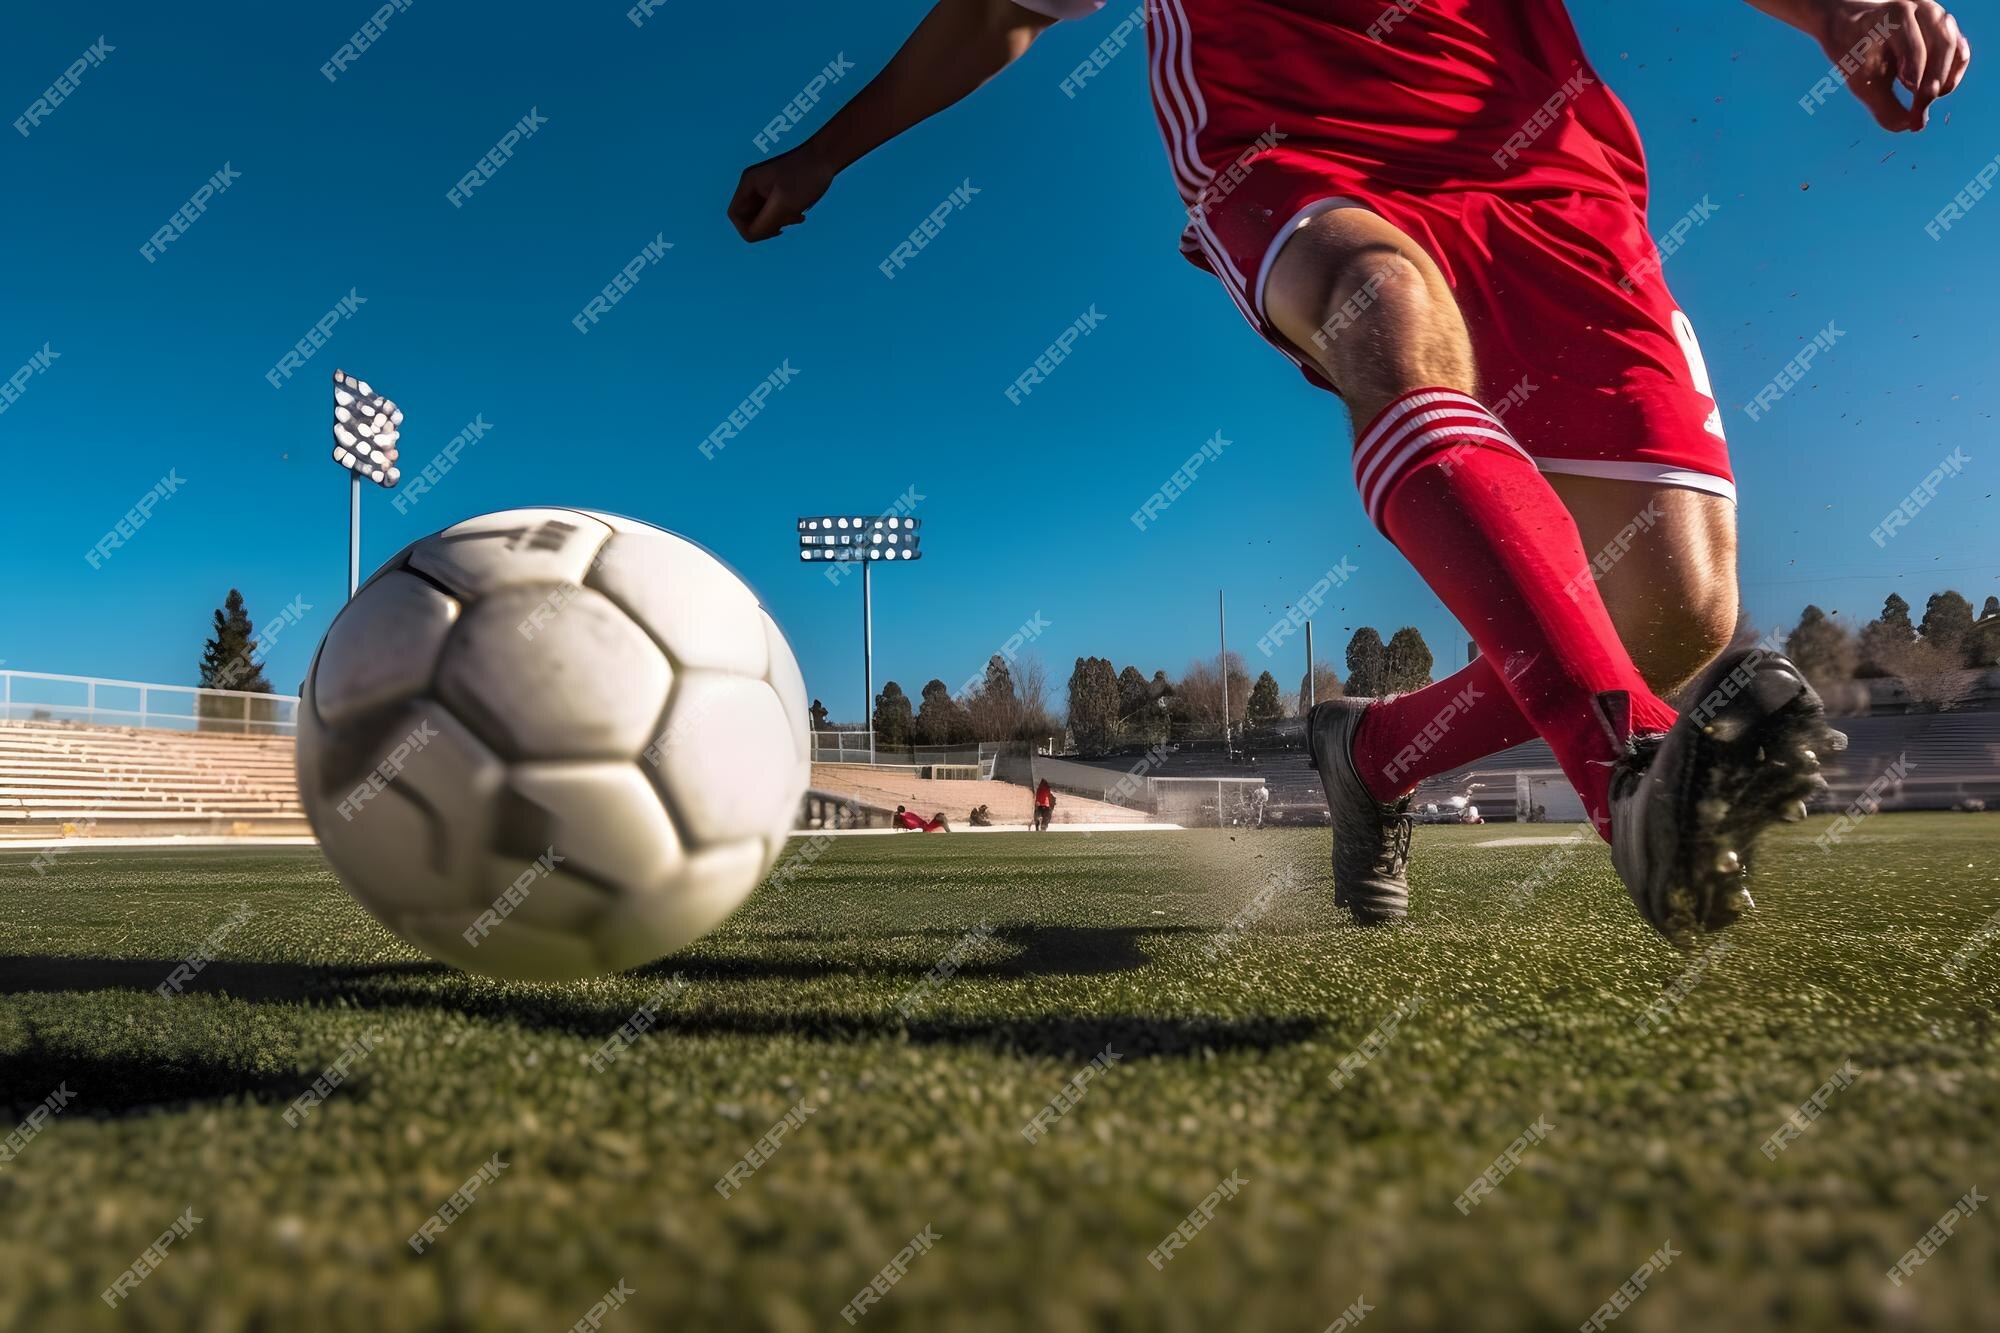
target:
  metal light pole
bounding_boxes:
[861,556,873,763]
[349,473,362,597]
[1218,589,1230,752]
[330,370,403,600]
[1305,620,1316,710]
[798,515,922,764]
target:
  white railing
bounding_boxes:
[811,729,877,764]
[810,730,1002,775]
[0,670,301,737]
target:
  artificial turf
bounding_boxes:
[2,814,1997,1331]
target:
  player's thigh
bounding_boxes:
[1549,472,1739,693]
[1261,206,1475,423]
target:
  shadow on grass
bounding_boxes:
[0,1044,325,1119]
[0,924,1320,1062]
[660,923,1206,983]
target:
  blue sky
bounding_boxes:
[3,1,1994,721]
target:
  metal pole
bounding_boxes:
[1218,589,1230,753]
[862,557,875,764]
[348,471,362,600]
[1305,620,1316,711]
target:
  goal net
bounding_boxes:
[1147,776,1269,827]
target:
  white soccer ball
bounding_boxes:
[296,508,811,981]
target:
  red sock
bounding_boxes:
[1351,656,1539,801]
[1353,389,1678,835]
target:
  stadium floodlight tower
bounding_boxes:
[797,515,923,763]
[329,370,403,599]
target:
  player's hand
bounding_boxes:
[728,145,836,242]
[1815,0,1970,131]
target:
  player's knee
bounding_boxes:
[1307,250,1464,397]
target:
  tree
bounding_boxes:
[1298,662,1343,714]
[1383,627,1434,693]
[965,655,1021,740]
[1920,591,1978,668]
[1175,653,1250,732]
[872,681,913,749]
[1117,665,1152,719]
[1882,592,1917,636]
[198,589,275,731]
[1857,593,1920,677]
[915,679,972,745]
[1784,604,1856,700]
[809,699,830,732]
[1785,605,1858,694]
[1978,598,2000,667]
[1014,654,1060,741]
[1115,664,1170,743]
[1245,671,1285,733]
[1344,628,1387,697]
[1066,656,1122,753]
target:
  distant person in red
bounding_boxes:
[894,804,950,833]
[1033,780,1055,832]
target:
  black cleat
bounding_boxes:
[1306,699,1415,925]
[1611,645,1845,941]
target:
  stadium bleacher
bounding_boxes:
[5,692,1991,843]
[1059,706,2000,822]
[809,764,1153,826]
[0,720,308,838]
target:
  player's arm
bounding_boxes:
[728,0,1060,242]
[1744,0,1970,129]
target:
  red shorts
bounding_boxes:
[1143,0,1736,501]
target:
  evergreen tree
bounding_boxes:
[1784,605,1858,693]
[1977,602,2000,667]
[1882,592,1916,636]
[1857,593,1920,677]
[915,679,972,746]
[1117,665,1152,719]
[1066,656,1122,754]
[872,682,914,749]
[966,655,1021,740]
[1920,590,1978,667]
[1344,628,1388,697]
[198,589,274,730]
[809,699,830,732]
[1383,628,1435,693]
[1245,671,1285,733]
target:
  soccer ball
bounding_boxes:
[296,508,811,981]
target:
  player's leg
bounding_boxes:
[1348,481,1738,801]
[1549,475,1738,697]
[1266,205,1680,837]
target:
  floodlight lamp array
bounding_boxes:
[330,370,403,488]
[796,515,923,562]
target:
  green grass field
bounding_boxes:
[3,815,1998,1332]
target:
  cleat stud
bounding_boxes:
[1727,887,1754,914]
[1714,849,1741,875]
[1783,799,1809,823]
